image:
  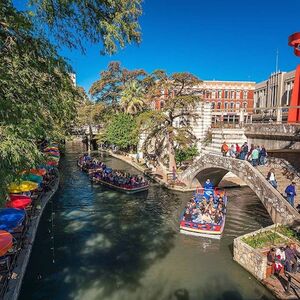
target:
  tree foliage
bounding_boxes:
[27,0,142,54]
[138,71,203,170]
[175,146,199,166]
[0,0,144,197]
[104,114,138,150]
[89,61,146,108]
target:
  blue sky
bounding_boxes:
[17,0,300,92]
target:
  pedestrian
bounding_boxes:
[239,142,248,160]
[172,166,177,181]
[267,168,277,189]
[221,141,229,156]
[251,146,259,166]
[259,145,267,165]
[285,243,300,273]
[247,143,254,161]
[285,182,297,207]
[236,143,241,158]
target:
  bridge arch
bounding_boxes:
[179,153,300,225]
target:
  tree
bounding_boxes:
[24,0,142,54]
[89,61,146,109]
[120,80,146,115]
[175,146,199,166]
[104,114,138,150]
[138,71,203,171]
[0,0,144,198]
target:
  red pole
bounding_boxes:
[288,32,300,123]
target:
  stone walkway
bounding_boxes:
[263,272,300,299]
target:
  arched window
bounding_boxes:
[211,102,215,110]
[243,102,247,109]
[224,102,228,110]
[217,102,221,110]
[230,102,235,111]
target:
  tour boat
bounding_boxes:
[91,176,149,194]
[179,188,227,239]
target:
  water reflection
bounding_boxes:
[19,143,274,300]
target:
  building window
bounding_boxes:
[236,90,240,100]
[224,102,228,110]
[218,90,222,99]
[230,102,235,111]
[236,102,240,110]
[211,102,215,110]
[243,90,248,99]
[160,101,164,109]
[243,102,247,109]
[212,90,216,98]
[224,90,229,99]
[217,102,221,110]
[230,91,235,99]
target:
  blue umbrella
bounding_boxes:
[0,208,26,232]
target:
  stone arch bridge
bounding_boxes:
[179,153,300,225]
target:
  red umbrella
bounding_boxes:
[6,195,32,209]
[47,161,58,166]
[0,230,13,257]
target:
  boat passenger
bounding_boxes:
[204,179,213,190]
[183,209,192,222]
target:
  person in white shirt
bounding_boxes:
[267,168,277,189]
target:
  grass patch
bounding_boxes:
[242,226,300,249]
[242,231,288,249]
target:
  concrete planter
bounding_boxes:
[233,224,298,280]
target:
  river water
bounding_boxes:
[20,143,275,300]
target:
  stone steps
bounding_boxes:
[256,165,299,207]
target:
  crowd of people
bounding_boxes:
[221,142,267,166]
[78,154,148,189]
[183,179,226,226]
[267,243,300,275]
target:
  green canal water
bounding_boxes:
[19,143,275,300]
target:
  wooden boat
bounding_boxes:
[91,177,149,194]
[179,188,227,239]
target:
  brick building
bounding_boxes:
[201,80,255,124]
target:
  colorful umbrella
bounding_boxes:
[0,230,13,257]
[44,147,59,152]
[0,208,26,232]
[30,168,47,176]
[6,196,32,209]
[8,181,38,193]
[45,151,60,157]
[46,161,58,166]
[22,174,43,184]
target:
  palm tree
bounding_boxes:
[120,80,146,114]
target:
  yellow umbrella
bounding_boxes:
[8,181,39,193]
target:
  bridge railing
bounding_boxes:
[210,105,300,126]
